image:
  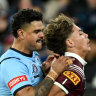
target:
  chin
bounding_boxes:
[83,47,91,55]
[87,45,91,51]
[35,43,43,50]
[85,48,91,55]
[88,47,91,51]
[37,46,43,51]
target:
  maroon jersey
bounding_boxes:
[54,52,87,96]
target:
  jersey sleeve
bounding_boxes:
[2,58,32,95]
[54,71,81,94]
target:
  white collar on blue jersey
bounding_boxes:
[65,52,87,66]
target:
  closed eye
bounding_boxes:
[79,33,83,35]
[78,29,84,36]
[34,30,41,33]
[34,29,44,33]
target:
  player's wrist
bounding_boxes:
[47,68,58,81]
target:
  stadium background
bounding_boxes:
[0,0,96,95]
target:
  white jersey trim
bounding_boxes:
[69,64,84,78]
[54,82,69,94]
[65,52,87,66]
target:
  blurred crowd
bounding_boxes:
[0,0,96,95]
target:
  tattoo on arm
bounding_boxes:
[35,77,54,96]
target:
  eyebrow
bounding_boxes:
[34,29,44,33]
[78,29,83,32]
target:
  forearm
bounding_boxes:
[55,91,66,96]
[34,77,54,96]
[16,56,71,96]
[16,77,54,96]
[48,84,66,96]
[34,68,58,96]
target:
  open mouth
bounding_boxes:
[36,39,43,43]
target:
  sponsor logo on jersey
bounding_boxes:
[63,71,80,85]
[36,56,42,66]
[37,56,40,61]
[8,75,28,90]
[32,64,38,73]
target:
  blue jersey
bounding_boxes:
[0,48,44,96]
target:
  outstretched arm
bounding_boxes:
[15,76,54,96]
[16,56,72,96]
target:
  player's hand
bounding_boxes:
[42,54,60,70]
[51,56,73,76]
[42,55,54,70]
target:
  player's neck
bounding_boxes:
[12,38,32,54]
[67,49,87,60]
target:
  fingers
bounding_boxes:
[46,54,60,62]
[55,56,73,68]
[56,55,66,62]
[42,55,55,70]
[47,55,54,59]
[51,58,56,65]
[43,55,54,65]
[46,55,55,62]
[54,54,60,59]
[66,59,73,65]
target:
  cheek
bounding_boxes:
[78,40,87,49]
[75,39,84,48]
[28,34,36,41]
[25,36,35,45]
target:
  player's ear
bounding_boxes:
[66,38,74,48]
[17,29,25,39]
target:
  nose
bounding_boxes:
[84,33,88,38]
[39,32,44,38]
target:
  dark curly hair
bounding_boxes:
[44,14,74,55]
[11,9,43,38]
